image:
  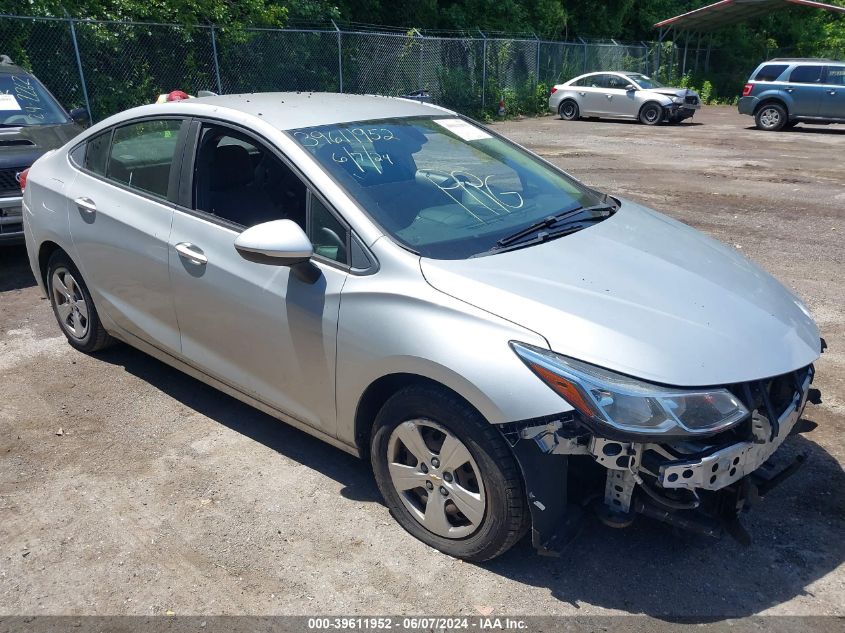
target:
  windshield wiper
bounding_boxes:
[495,203,616,248]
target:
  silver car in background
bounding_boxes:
[22,93,821,561]
[549,71,701,124]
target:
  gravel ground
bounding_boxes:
[0,106,843,620]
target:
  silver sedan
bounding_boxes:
[22,93,820,560]
[549,71,701,124]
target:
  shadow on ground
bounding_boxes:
[0,245,36,292]
[96,342,844,621]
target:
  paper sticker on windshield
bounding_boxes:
[0,94,22,110]
[434,118,491,141]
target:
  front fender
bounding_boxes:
[334,240,571,448]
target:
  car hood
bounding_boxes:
[419,200,820,387]
[650,87,697,99]
[0,123,81,168]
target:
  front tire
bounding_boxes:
[47,251,113,353]
[755,103,787,131]
[639,102,663,125]
[558,99,579,121]
[370,385,528,561]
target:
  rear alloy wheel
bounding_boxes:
[755,103,787,131]
[559,99,579,121]
[47,251,113,353]
[639,103,663,125]
[370,385,528,561]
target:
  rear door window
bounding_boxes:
[789,65,824,84]
[753,64,788,82]
[107,119,183,198]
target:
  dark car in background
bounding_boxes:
[739,58,845,131]
[1,55,89,243]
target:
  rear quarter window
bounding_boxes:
[753,64,788,82]
[83,131,110,176]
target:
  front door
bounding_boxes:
[819,65,845,120]
[601,74,638,117]
[65,118,185,353]
[168,122,351,434]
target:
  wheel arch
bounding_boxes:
[638,99,665,116]
[753,97,789,117]
[353,372,484,457]
[37,240,66,290]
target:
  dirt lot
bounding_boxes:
[1,106,843,619]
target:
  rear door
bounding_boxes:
[786,64,826,117]
[66,117,186,353]
[167,120,352,434]
[577,74,612,115]
[819,65,845,120]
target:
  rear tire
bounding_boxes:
[639,102,663,125]
[558,99,579,121]
[370,384,528,561]
[46,251,113,353]
[755,103,787,131]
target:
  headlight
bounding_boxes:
[511,342,749,437]
[672,96,684,104]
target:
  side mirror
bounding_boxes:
[69,107,90,125]
[234,219,313,266]
[624,84,637,92]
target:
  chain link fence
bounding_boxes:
[1,14,691,122]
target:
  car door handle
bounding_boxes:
[175,242,208,266]
[828,90,837,95]
[786,88,794,93]
[606,94,613,99]
[578,91,586,96]
[74,197,96,215]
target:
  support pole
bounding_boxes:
[332,19,343,93]
[705,33,713,73]
[66,13,92,120]
[580,36,587,74]
[682,31,689,77]
[479,28,487,109]
[210,25,223,94]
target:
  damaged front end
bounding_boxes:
[501,342,824,556]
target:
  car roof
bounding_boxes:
[182,92,453,130]
[0,62,29,75]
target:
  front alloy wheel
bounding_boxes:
[371,385,528,561]
[387,419,486,538]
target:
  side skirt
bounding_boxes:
[107,327,362,458]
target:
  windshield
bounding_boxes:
[0,73,70,126]
[626,74,665,90]
[291,117,604,259]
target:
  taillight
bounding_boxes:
[18,167,29,193]
[742,83,753,97]
[550,86,558,95]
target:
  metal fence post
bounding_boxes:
[332,20,343,92]
[210,25,223,94]
[534,34,541,85]
[65,14,92,119]
[479,28,487,109]
[415,29,424,91]
[578,37,588,73]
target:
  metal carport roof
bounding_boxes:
[655,0,845,32]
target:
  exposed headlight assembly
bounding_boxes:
[511,342,749,437]
[672,96,684,104]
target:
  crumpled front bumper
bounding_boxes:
[658,370,811,492]
[499,360,821,555]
